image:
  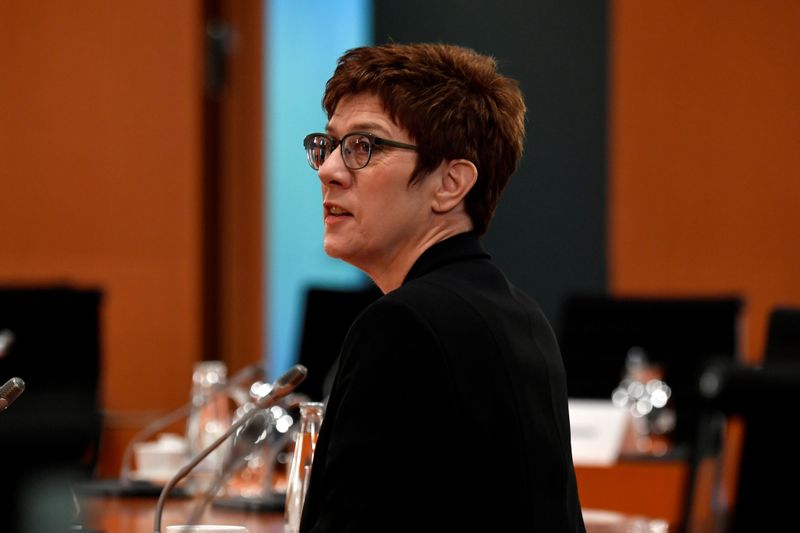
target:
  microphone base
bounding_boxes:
[72,478,190,498]
[212,492,285,512]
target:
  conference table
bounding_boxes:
[77,493,670,533]
[79,494,285,532]
[77,418,678,532]
[17,423,684,533]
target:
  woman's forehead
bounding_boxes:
[327,93,403,138]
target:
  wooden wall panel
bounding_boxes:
[610,0,800,362]
[216,0,265,376]
[0,1,204,477]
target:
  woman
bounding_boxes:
[299,42,585,533]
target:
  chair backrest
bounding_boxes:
[293,284,381,402]
[763,306,800,363]
[0,285,104,530]
[724,305,800,532]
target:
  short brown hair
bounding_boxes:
[323,43,526,235]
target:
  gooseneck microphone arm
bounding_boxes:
[119,364,264,484]
[153,364,307,533]
[184,409,273,525]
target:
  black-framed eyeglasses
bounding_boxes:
[303,131,417,170]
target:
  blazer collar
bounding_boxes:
[403,231,490,285]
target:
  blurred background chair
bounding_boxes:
[762,306,800,363]
[692,356,800,532]
[293,283,381,403]
[690,305,800,532]
[0,285,104,531]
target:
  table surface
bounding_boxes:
[79,495,286,533]
[79,425,679,533]
[78,494,670,533]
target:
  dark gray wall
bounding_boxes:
[374,0,608,330]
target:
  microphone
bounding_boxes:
[153,364,307,533]
[0,377,25,411]
[71,364,265,499]
[185,408,273,524]
[0,329,15,359]
[210,392,311,513]
[118,364,265,485]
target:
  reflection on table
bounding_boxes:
[572,407,688,530]
[79,495,284,533]
[78,495,668,533]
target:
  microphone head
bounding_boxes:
[227,409,271,469]
[274,364,308,394]
[0,329,15,359]
[0,377,25,411]
[255,365,308,408]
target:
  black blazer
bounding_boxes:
[300,232,585,532]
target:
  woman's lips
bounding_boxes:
[327,204,351,216]
[324,202,353,223]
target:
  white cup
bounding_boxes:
[134,433,188,481]
[166,526,248,533]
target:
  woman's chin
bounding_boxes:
[322,238,347,261]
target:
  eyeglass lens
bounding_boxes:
[305,135,330,170]
[304,134,374,171]
[341,134,372,169]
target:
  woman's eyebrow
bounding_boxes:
[326,121,392,137]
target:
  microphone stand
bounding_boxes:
[153,364,307,533]
[74,365,264,497]
[120,365,264,484]
[210,393,310,513]
[184,409,273,525]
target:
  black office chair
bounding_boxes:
[763,306,800,363]
[693,356,800,532]
[710,306,800,532]
[0,286,104,532]
[293,283,382,402]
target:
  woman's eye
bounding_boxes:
[352,138,371,153]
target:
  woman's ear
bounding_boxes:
[432,159,478,214]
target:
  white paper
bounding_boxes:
[568,399,628,466]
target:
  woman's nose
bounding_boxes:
[317,149,351,187]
